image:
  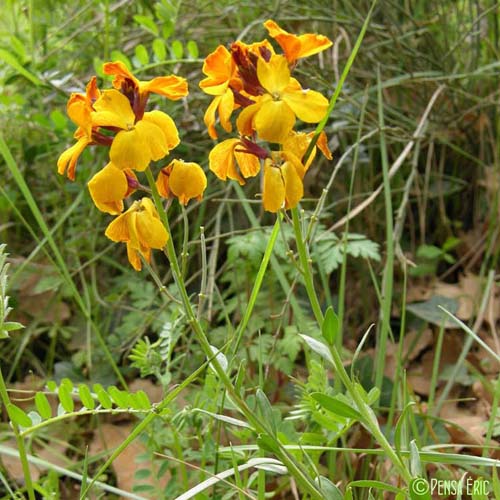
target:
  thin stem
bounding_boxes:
[0,369,35,500]
[290,206,411,484]
[144,168,324,500]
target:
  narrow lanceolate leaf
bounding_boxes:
[311,392,362,420]
[322,307,339,345]
[58,384,74,413]
[315,476,343,499]
[7,403,32,427]
[300,334,334,365]
[35,392,52,419]
[78,384,95,410]
[256,389,276,436]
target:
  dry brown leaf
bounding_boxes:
[89,423,169,499]
[1,439,41,483]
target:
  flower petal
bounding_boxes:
[103,61,139,90]
[110,128,152,171]
[282,88,328,123]
[254,100,295,143]
[92,89,135,129]
[218,89,234,133]
[263,160,285,213]
[168,160,207,205]
[235,100,262,137]
[126,243,143,271]
[234,149,261,178]
[257,54,290,94]
[87,162,128,215]
[282,158,304,209]
[141,75,188,100]
[208,139,244,184]
[136,207,169,249]
[143,110,180,150]
[57,135,91,180]
[204,95,222,139]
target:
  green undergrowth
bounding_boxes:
[1,1,500,499]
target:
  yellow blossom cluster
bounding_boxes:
[57,62,207,270]
[200,20,333,212]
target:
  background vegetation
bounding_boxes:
[1,0,499,498]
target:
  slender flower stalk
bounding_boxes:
[143,168,324,499]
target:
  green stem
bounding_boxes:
[231,215,282,357]
[374,66,394,391]
[290,207,412,484]
[144,168,323,499]
[291,209,324,324]
[0,369,36,500]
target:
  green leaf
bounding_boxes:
[315,476,343,499]
[110,50,132,70]
[416,244,443,260]
[133,15,159,36]
[322,307,339,345]
[152,38,167,61]
[171,40,183,59]
[300,334,334,365]
[134,44,149,66]
[78,384,95,410]
[256,389,276,435]
[311,392,361,420]
[406,296,458,327]
[107,386,129,409]
[256,434,279,454]
[409,440,422,476]
[0,48,43,85]
[7,404,32,427]
[350,480,403,494]
[134,390,152,410]
[35,392,52,419]
[58,384,74,413]
[93,384,112,409]
[46,380,57,392]
[186,40,199,58]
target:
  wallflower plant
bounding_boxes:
[58,62,207,270]
[200,19,333,212]
[54,11,417,499]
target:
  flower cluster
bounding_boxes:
[58,62,207,270]
[200,20,333,212]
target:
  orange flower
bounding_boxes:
[282,130,332,170]
[199,45,241,139]
[87,162,138,215]
[262,151,305,212]
[156,160,207,205]
[57,77,101,180]
[264,20,332,64]
[103,61,188,100]
[208,138,261,184]
[105,197,168,271]
[91,89,179,170]
[236,55,328,143]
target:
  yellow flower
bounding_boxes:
[105,197,168,271]
[92,89,179,170]
[103,61,188,100]
[156,160,207,205]
[57,129,92,181]
[208,138,261,185]
[199,45,240,139]
[57,77,101,180]
[87,162,138,215]
[262,151,305,212]
[236,54,328,143]
[282,130,332,170]
[263,20,332,64]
